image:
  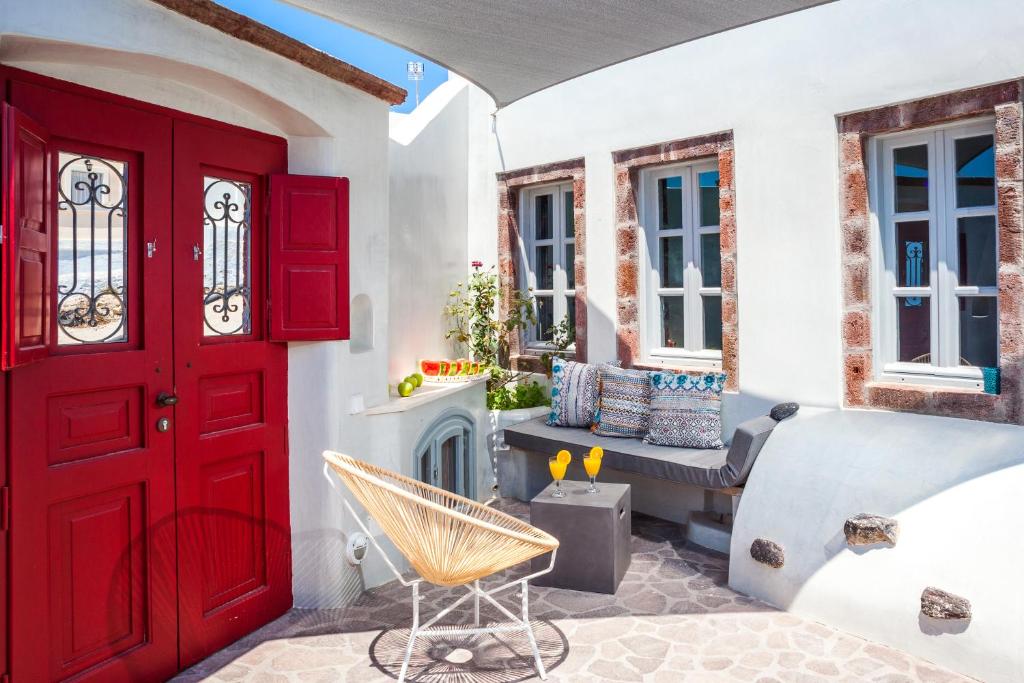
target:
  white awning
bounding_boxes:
[281,0,834,107]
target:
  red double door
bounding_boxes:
[4,75,292,679]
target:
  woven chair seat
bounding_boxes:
[324,451,559,586]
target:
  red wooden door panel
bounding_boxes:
[269,174,350,341]
[2,103,52,368]
[173,120,291,668]
[7,81,178,681]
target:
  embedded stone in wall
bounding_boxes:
[920,587,971,621]
[750,538,784,568]
[844,513,899,546]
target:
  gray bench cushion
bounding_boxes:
[503,413,780,489]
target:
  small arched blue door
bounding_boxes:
[414,410,476,498]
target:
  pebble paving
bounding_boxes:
[175,500,972,682]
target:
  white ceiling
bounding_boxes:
[281,0,835,107]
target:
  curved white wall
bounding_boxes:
[1,0,393,609]
[731,410,1024,683]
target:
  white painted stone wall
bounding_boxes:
[388,76,470,382]
[732,409,1024,683]
[470,0,1024,414]
[1,0,393,609]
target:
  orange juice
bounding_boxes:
[549,458,568,480]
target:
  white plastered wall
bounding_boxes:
[0,0,393,609]
[470,0,1024,416]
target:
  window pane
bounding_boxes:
[661,296,685,348]
[660,236,685,288]
[534,194,552,240]
[440,436,458,493]
[959,297,998,367]
[535,245,554,289]
[894,145,928,213]
[698,170,720,226]
[957,215,997,287]
[565,242,575,288]
[535,296,553,341]
[658,176,683,230]
[204,177,253,336]
[701,233,721,287]
[897,296,930,363]
[419,449,431,485]
[955,135,995,208]
[564,190,574,236]
[57,153,128,345]
[703,295,722,351]
[896,220,929,288]
[566,295,576,340]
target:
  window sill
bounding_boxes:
[638,354,723,373]
[362,375,488,416]
[878,368,984,392]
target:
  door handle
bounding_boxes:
[156,392,179,407]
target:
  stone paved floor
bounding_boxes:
[175,501,971,682]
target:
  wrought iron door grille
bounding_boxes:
[203,177,252,336]
[56,153,128,345]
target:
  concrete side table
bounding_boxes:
[530,480,631,594]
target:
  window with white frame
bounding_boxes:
[521,183,575,346]
[640,161,722,365]
[872,119,998,388]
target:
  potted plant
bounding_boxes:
[444,263,556,478]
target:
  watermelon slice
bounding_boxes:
[438,360,450,376]
[420,360,441,377]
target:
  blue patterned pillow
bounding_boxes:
[644,372,726,449]
[593,365,651,438]
[547,357,600,427]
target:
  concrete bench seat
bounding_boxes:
[504,404,795,491]
[499,403,798,552]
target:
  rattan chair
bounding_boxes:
[323,451,560,681]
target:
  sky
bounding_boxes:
[216,0,447,113]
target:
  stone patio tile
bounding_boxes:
[175,500,972,683]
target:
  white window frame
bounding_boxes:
[869,117,998,390]
[519,182,576,351]
[638,160,722,368]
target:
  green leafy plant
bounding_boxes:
[486,380,548,410]
[444,262,549,409]
[539,314,575,375]
[444,264,534,369]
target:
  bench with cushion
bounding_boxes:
[498,403,798,547]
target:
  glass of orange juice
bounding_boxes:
[549,450,571,497]
[583,446,603,493]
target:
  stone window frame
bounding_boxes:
[612,131,739,391]
[840,81,1024,422]
[497,159,587,372]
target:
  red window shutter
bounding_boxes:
[1,104,51,369]
[268,174,349,341]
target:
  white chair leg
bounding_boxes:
[398,582,420,683]
[520,579,547,680]
[473,580,481,627]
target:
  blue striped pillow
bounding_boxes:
[593,365,651,438]
[547,357,600,427]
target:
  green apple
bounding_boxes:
[397,381,414,397]
[410,372,424,387]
